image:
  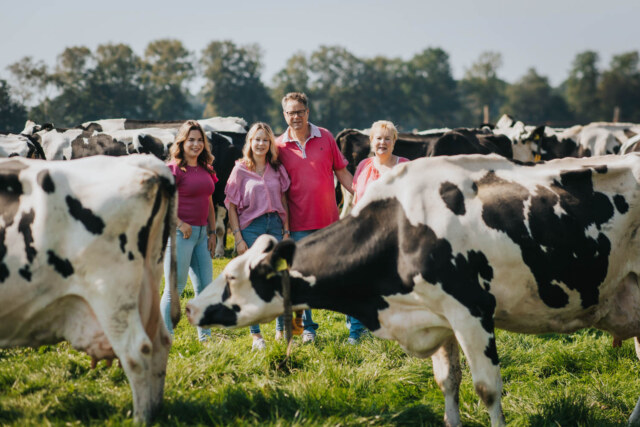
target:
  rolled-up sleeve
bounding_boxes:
[278,165,291,193]
[224,166,242,209]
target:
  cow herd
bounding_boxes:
[3,115,640,425]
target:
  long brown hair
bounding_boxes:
[242,122,279,171]
[169,120,215,171]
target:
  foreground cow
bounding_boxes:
[186,153,640,426]
[0,155,179,423]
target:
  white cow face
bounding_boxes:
[186,235,295,329]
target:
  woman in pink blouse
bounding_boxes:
[348,120,409,344]
[225,122,291,350]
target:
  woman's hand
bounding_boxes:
[179,222,192,239]
[207,233,217,257]
[236,239,248,255]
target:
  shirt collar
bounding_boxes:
[283,122,321,143]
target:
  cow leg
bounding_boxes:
[214,204,227,258]
[149,317,172,418]
[431,336,462,427]
[93,301,155,424]
[629,337,640,425]
[453,323,504,427]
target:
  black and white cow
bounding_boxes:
[0,154,179,423]
[0,133,46,159]
[336,128,513,217]
[206,131,243,257]
[186,153,640,426]
[79,117,248,257]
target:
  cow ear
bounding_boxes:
[529,126,545,141]
[268,239,296,272]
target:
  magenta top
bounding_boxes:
[168,161,218,226]
[353,156,410,204]
[224,160,291,230]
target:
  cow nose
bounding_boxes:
[185,305,193,322]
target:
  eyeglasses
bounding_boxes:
[285,109,307,117]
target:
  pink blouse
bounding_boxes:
[353,156,409,204]
[224,161,291,230]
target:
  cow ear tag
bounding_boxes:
[275,258,289,272]
[534,154,541,162]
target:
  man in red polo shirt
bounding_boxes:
[276,92,353,343]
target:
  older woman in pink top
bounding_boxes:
[225,122,291,350]
[347,120,409,344]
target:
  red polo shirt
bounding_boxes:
[276,124,348,231]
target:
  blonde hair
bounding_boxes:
[369,120,398,142]
[242,122,279,171]
[281,92,308,110]
[169,120,215,172]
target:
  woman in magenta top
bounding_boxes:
[348,120,409,344]
[225,122,291,350]
[161,120,217,342]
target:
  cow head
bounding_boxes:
[186,235,296,329]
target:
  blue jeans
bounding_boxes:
[161,224,212,342]
[291,229,320,336]
[242,213,286,335]
[346,316,366,340]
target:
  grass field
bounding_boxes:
[2,243,640,426]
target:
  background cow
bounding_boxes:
[186,153,640,426]
[335,127,513,217]
[0,155,180,423]
[20,117,249,258]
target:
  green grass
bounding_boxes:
[2,238,640,425]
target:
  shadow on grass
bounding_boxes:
[49,392,118,422]
[535,329,607,343]
[0,405,21,423]
[527,396,620,427]
[161,389,447,426]
[382,404,452,426]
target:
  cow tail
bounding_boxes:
[166,179,180,327]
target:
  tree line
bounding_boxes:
[2,39,640,134]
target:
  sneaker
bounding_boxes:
[347,337,358,345]
[252,337,266,350]
[302,331,316,344]
[275,330,284,341]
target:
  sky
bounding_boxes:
[1,0,639,92]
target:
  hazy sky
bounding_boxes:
[1,0,638,90]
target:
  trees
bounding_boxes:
[6,56,53,123]
[143,39,195,120]
[0,80,28,133]
[565,51,601,123]
[406,48,460,129]
[598,51,640,122]
[307,45,367,131]
[502,68,571,125]
[201,40,271,123]
[7,40,640,131]
[459,51,507,125]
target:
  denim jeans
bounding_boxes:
[290,229,320,336]
[161,224,212,342]
[346,316,366,340]
[242,212,286,335]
